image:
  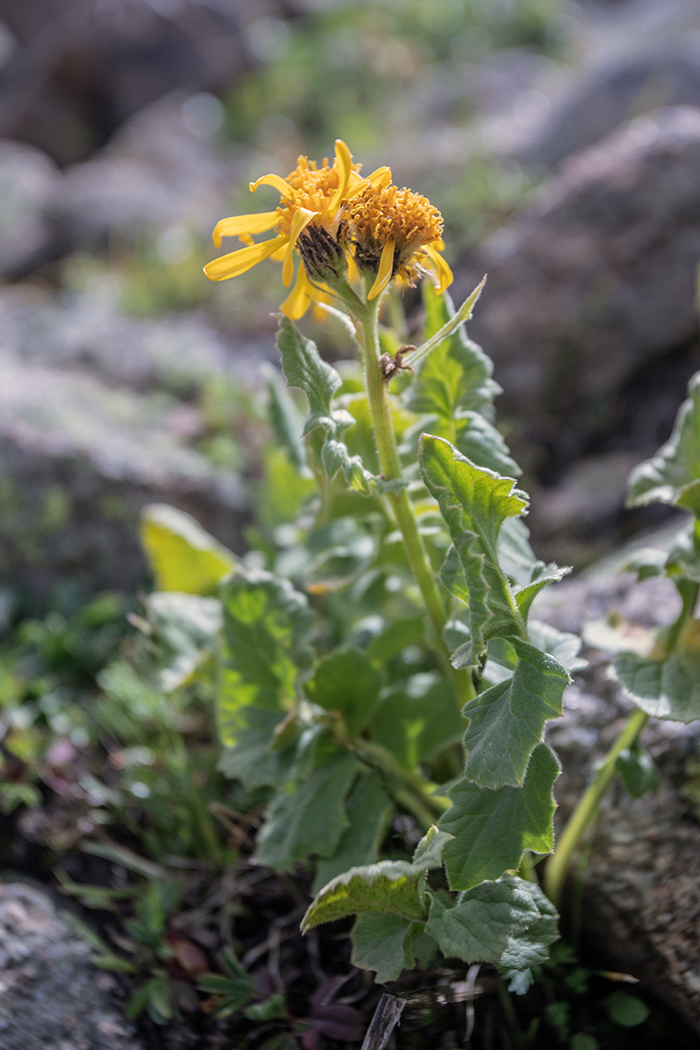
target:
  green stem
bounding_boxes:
[355,296,475,707]
[543,707,649,906]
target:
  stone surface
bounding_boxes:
[48,90,244,252]
[460,105,700,473]
[535,553,700,1032]
[0,880,145,1049]
[0,140,60,278]
[0,281,269,603]
[0,0,259,166]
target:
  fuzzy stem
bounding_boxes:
[543,706,649,907]
[354,295,475,707]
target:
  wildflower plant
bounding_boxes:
[130,139,700,992]
[203,139,565,981]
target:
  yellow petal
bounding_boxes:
[424,243,453,294]
[330,139,353,214]
[343,177,371,201]
[204,235,289,282]
[367,166,392,189]
[367,238,396,301]
[212,213,279,248]
[281,266,314,320]
[282,207,319,287]
[249,173,295,199]
[270,245,287,262]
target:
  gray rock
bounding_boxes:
[0,352,247,600]
[0,0,257,166]
[0,140,60,278]
[0,880,145,1049]
[535,562,700,1032]
[525,46,700,171]
[48,91,244,251]
[460,105,700,471]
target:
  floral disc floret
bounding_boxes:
[204,139,452,317]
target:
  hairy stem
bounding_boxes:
[543,706,649,907]
[355,296,475,707]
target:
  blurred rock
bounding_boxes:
[525,46,700,170]
[536,564,700,1033]
[0,348,247,603]
[0,140,60,278]
[460,106,700,473]
[0,0,259,166]
[48,90,243,252]
[0,880,145,1049]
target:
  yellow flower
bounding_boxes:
[204,139,452,317]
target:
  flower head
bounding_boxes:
[204,139,452,318]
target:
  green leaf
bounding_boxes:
[515,565,571,621]
[454,412,521,478]
[305,648,382,735]
[527,621,587,674]
[627,372,700,513]
[366,616,425,663]
[439,743,560,890]
[258,446,316,528]
[408,283,500,422]
[370,676,463,766]
[262,361,307,473]
[606,993,650,1027]
[426,875,558,969]
[276,316,373,494]
[140,504,236,595]
[253,751,360,872]
[302,825,450,932]
[615,744,659,798]
[301,859,429,931]
[217,709,299,789]
[217,568,315,747]
[313,770,393,893]
[462,639,569,789]
[144,592,222,692]
[611,633,700,722]
[351,914,416,983]
[420,434,528,664]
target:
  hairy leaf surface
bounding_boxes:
[420,435,528,664]
[313,771,393,893]
[462,639,569,789]
[277,316,373,493]
[351,915,417,983]
[425,875,558,969]
[627,372,700,513]
[253,751,360,871]
[440,743,560,889]
[306,648,382,735]
[611,632,700,722]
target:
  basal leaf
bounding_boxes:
[140,504,235,595]
[253,751,360,872]
[370,676,463,766]
[426,875,558,970]
[407,283,500,422]
[276,316,373,494]
[440,743,560,890]
[217,709,298,789]
[313,771,393,893]
[305,647,382,735]
[420,435,528,664]
[611,628,700,722]
[627,372,700,513]
[366,616,425,663]
[351,914,417,983]
[217,568,315,746]
[301,859,429,932]
[144,591,222,693]
[463,639,569,789]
